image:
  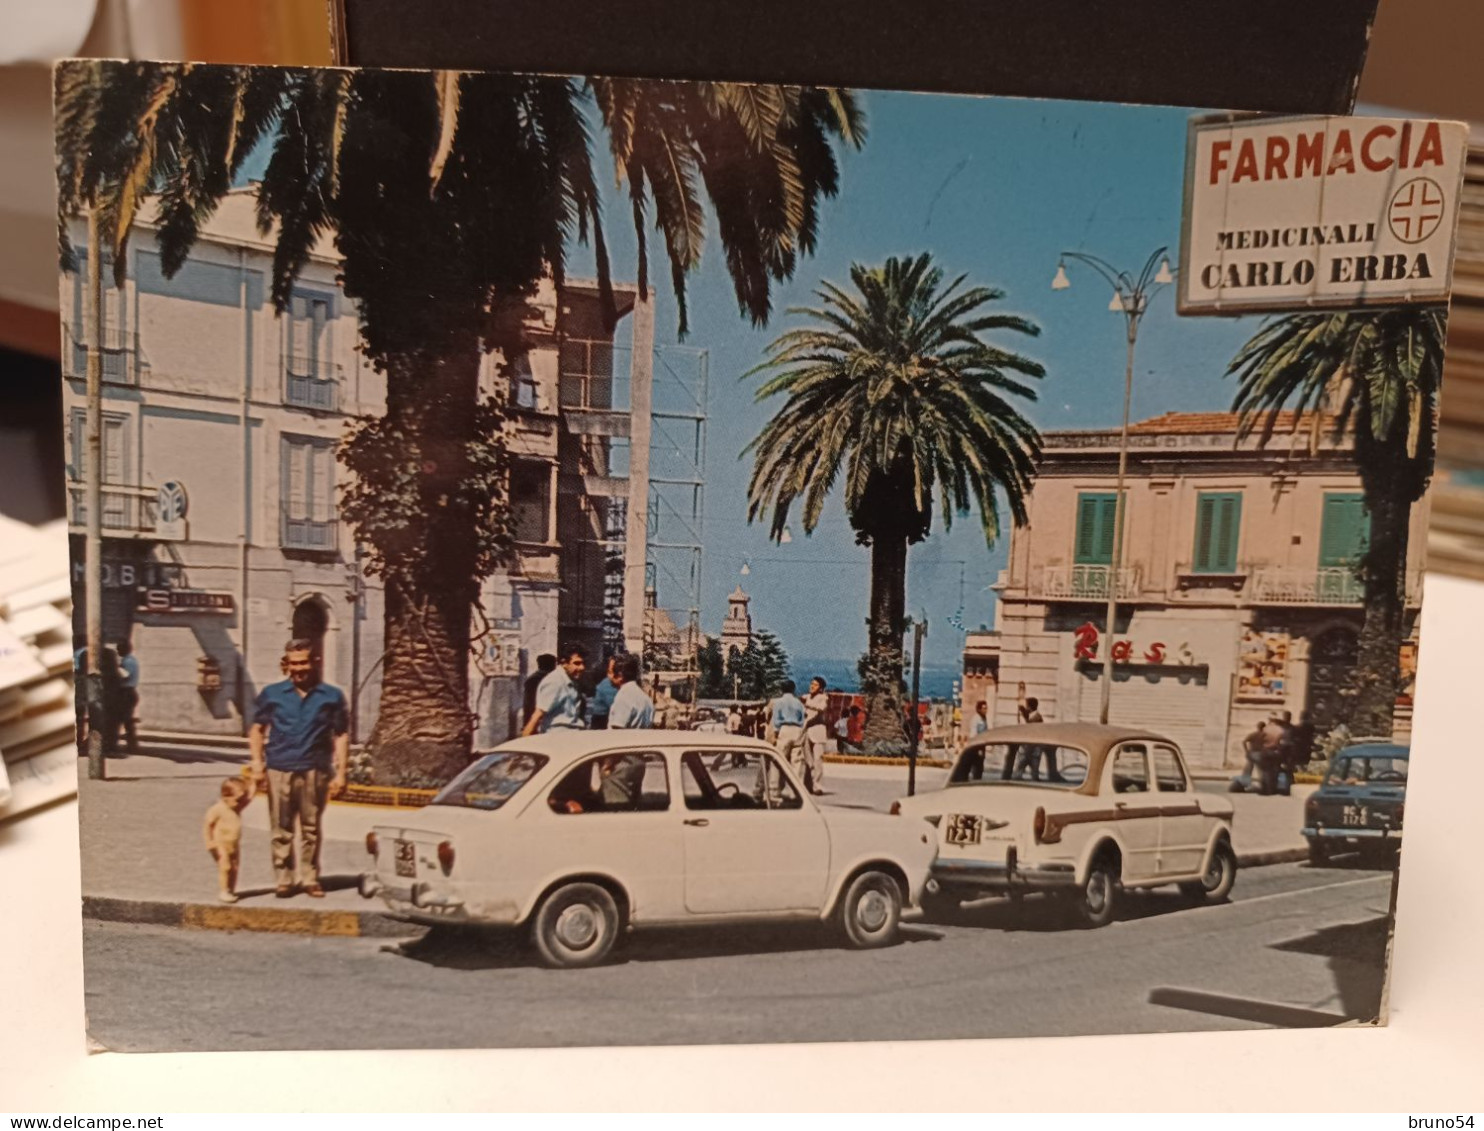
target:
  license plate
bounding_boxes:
[945,814,982,846]
[1341,805,1371,828]
[394,838,417,878]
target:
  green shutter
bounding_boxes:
[1319,493,1369,566]
[1075,493,1117,565]
[1194,492,1241,573]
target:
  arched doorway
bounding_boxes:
[290,595,333,682]
[1306,625,1359,733]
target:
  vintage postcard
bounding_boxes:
[58,60,1464,1050]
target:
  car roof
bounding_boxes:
[965,722,1175,756]
[479,729,772,760]
[1335,742,1410,758]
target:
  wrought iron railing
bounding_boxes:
[67,482,158,535]
[63,325,135,385]
[1036,564,1141,600]
[281,513,338,552]
[283,354,340,411]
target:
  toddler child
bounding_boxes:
[203,777,251,903]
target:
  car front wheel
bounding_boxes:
[530,882,621,969]
[836,870,903,948]
[1179,840,1237,902]
[1074,859,1119,928]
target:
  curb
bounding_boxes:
[82,894,415,938]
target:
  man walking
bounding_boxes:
[248,639,349,898]
[115,639,141,756]
[607,653,655,729]
[589,655,619,730]
[970,699,990,738]
[802,676,829,794]
[769,679,807,782]
[523,644,588,734]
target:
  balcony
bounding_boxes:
[281,514,338,552]
[63,325,136,385]
[1249,566,1421,607]
[67,482,165,539]
[284,355,340,412]
[1035,564,1141,601]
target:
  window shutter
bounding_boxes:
[1320,493,1368,566]
[285,439,307,517]
[311,443,332,521]
[1193,492,1241,573]
[1075,493,1117,565]
[1097,495,1117,563]
[102,418,125,484]
[1194,495,1216,572]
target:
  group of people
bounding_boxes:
[520,645,656,735]
[764,677,834,794]
[1237,709,1316,795]
[73,637,141,756]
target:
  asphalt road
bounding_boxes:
[83,859,1397,1051]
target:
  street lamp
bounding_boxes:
[1052,247,1174,725]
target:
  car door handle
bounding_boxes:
[683,818,710,827]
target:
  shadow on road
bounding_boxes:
[930,887,1211,932]
[1270,914,1392,1022]
[388,921,944,971]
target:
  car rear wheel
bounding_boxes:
[1074,859,1119,928]
[1179,840,1236,901]
[836,870,903,948]
[530,882,621,969]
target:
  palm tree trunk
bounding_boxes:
[366,347,483,786]
[1351,485,1409,737]
[861,532,909,754]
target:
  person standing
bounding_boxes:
[589,655,619,730]
[115,639,141,755]
[607,654,655,729]
[522,653,557,730]
[727,703,743,736]
[769,679,807,782]
[802,676,829,794]
[523,644,588,735]
[970,699,990,738]
[834,709,859,755]
[248,639,349,898]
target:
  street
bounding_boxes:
[83,859,1395,1051]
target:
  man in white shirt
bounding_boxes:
[802,676,830,794]
[607,654,655,729]
[970,699,990,737]
[523,644,588,735]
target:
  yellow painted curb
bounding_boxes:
[181,904,364,936]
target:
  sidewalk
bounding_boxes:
[79,747,1315,937]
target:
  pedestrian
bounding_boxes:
[523,644,588,735]
[769,679,807,782]
[114,638,141,755]
[98,644,124,757]
[834,710,857,754]
[589,655,619,730]
[1260,712,1290,795]
[247,639,349,899]
[1011,695,1058,780]
[727,702,743,735]
[1290,710,1317,770]
[202,777,252,903]
[970,699,990,738]
[802,676,829,794]
[607,653,655,729]
[522,653,557,730]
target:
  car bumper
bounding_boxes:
[1303,826,1401,842]
[928,855,1078,895]
[359,873,519,926]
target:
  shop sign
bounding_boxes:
[72,559,183,590]
[1073,622,1197,666]
[155,480,189,541]
[137,588,235,614]
[1180,115,1467,314]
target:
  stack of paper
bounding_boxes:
[0,514,78,818]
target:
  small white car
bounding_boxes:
[894,723,1236,927]
[360,730,937,967]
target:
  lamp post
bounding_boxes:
[1052,248,1174,725]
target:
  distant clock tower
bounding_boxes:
[720,585,753,657]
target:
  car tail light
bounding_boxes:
[365,831,378,857]
[437,841,455,875]
[1033,806,1046,843]
[889,801,901,815]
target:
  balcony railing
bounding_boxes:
[1036,564,1141,600]
[281,514,338,552]
[63,325,136,385]
[67,482,160,537]
[284,354,340,411]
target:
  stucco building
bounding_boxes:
[63,189,676,744]
[967,411,1425,769]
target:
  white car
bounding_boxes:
[894,723,1236,927]
[360,730,937,967]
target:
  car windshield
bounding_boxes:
[949,743,1089,788]
[1326,754,1409,785]
[431,751,548,810]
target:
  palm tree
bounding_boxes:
[1228,307,1444,736]
[56,60,863,784]
[746,254,1044,752]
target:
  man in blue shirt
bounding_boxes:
[589,655,619,730]
[607,654,654,729]
[115,639,141,755]
[248,638,350,898]
[769,679,807,780]
[523,644,588,735]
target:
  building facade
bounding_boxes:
[64,190,675,745]
[969,411,1425,769]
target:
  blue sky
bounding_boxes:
[566,90,1265,673]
